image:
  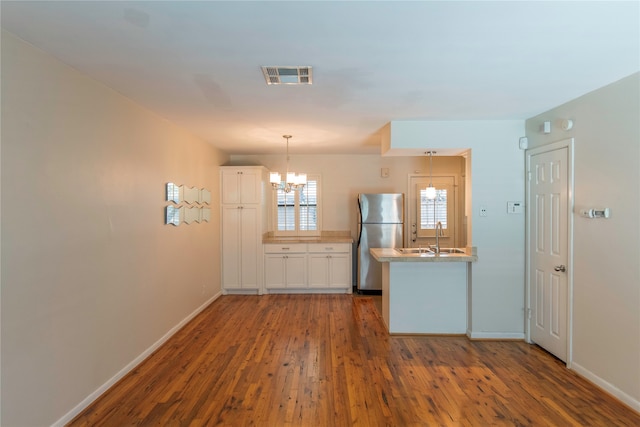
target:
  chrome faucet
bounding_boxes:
[432,221,444,253]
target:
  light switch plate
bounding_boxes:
[507,202,524,214]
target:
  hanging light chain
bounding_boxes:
[284,135,291,177]
[425,151,437,200]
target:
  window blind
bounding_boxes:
[300,180,317,231]
[275,179,318,231]
[420,189,447,229]
[276,190,295,231]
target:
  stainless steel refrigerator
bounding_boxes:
[357,193,404,292]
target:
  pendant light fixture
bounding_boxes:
[425,151,437,200]
[270,135,307,193]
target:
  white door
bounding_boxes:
[221,169,242,205]
[239,206,259,288]
[308,254,329,288]
[528,142,572,362]
[329,255,351,288]
[221,167,261,204]
[264,255,286,289]
[222,205,259,289]
[221,205,241,289]
[284,254,307,288]
[239,169,261,204]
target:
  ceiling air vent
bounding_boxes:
[261,66,313,85]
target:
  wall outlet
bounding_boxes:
[479,207,488,217]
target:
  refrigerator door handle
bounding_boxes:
[357,197,363,247]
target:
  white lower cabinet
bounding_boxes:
[264,244,307,289]
[308,244,351,288]
[264,242,352,293]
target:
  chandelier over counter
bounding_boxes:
[270,135,307,193]
[425,151,437,200]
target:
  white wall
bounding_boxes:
[525,72,640,410]
[1,32,228,426]
[384,121,526,338]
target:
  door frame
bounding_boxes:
[525,138,575,367]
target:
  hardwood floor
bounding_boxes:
[69,294,639,426]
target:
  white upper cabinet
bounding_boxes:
[221,167,265,205]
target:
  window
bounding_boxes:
[274,175,321,235]
[412,177,457,245]
[420,188,447,230]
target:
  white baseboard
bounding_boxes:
[265,288,352,294]
[571,362,640,413]
[467,331,525,340]
[52,291,222,427]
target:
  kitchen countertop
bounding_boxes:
[263,231,353,244]
[370,247,478,263]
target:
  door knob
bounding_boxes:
[554,265,566,272]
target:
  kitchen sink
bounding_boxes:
[436,248,466,254]
[396,248,433,254]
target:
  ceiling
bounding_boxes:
[1,1,638,155]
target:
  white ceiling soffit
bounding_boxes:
[1,1,638,155]
[262,66,313,85]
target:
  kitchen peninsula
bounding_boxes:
[371,247,478,334]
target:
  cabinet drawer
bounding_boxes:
[307,243,351,253]
[264,243,308,253]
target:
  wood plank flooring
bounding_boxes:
[69,294,640,426]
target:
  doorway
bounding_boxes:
[526,138,574,364]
